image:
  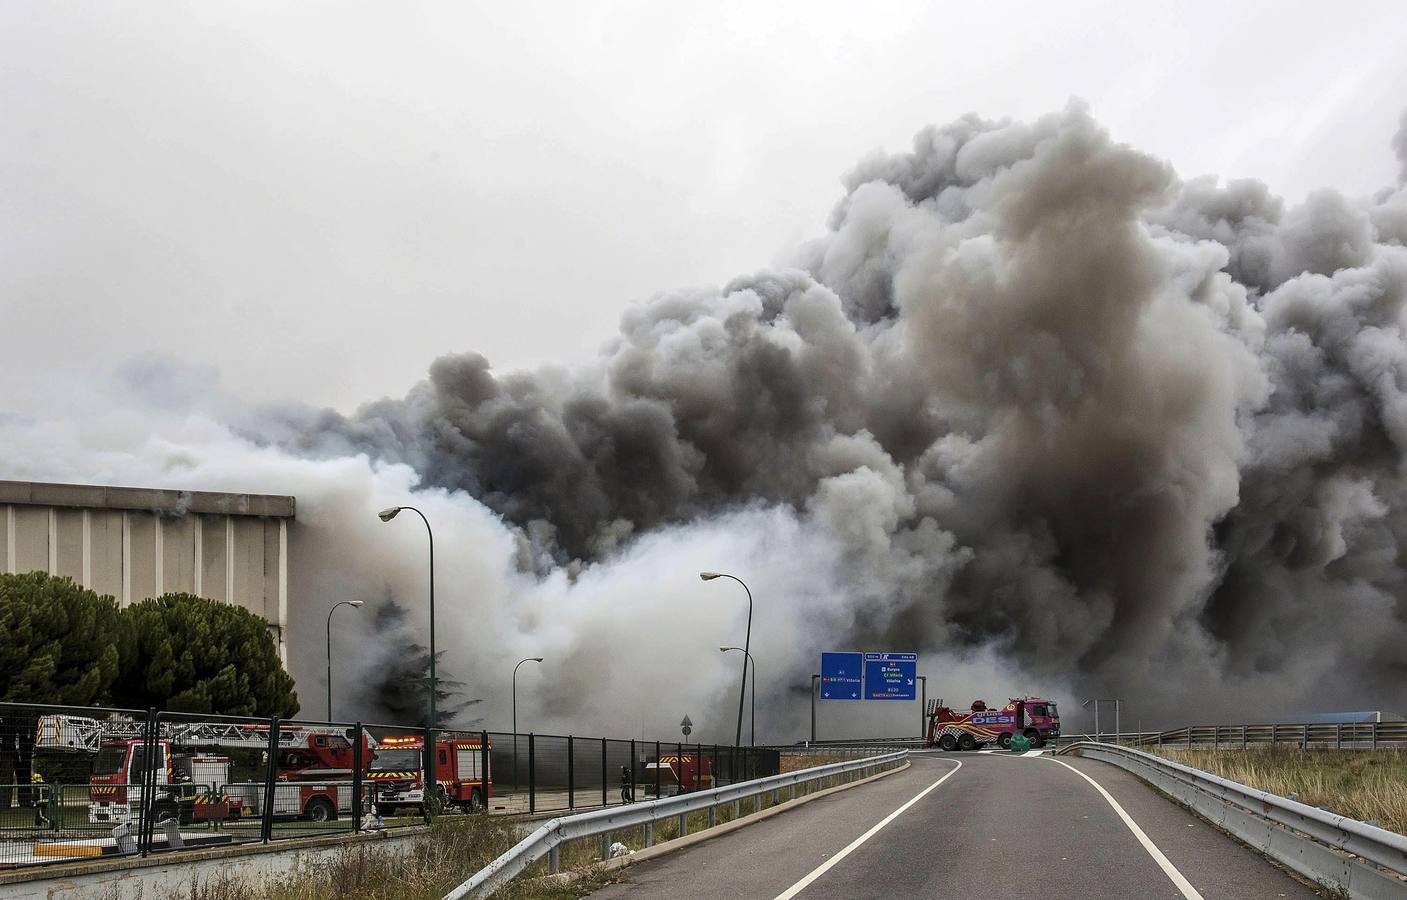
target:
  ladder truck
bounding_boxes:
[34,715,379,825]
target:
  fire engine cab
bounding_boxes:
[366,735,492,813]
[925,697,1061,751]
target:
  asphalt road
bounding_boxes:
[588,750,1322,899]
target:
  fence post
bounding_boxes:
[1301,724,1307,751]
[567,735,575,810]
[654,741,661,798]
[260,717,281,844]
[601,737,608,808]
[423,724,437,824]
[138,708,159,857]
[481,730,490,812]
[629,739,636,802]
[676,742,683,793]
[1373,721,1379,750]
[528,733,536,815]
[352,722,363,831]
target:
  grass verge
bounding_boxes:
[106,816,621,900]
[1153,747,1407,835]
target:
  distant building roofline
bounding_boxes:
[0,479,295,519]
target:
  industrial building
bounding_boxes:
[0,480,294,661]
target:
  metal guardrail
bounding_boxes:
[1062,741,1407,898]
[443,750,910,899]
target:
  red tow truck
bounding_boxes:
[925,697,1061,751]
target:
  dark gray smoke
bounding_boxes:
[256,101,1407,723]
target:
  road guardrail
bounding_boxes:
[1061,741,1407,898]
[443,749,909,899]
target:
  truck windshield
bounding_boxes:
[372,750,421,770]
[94,745,127,776]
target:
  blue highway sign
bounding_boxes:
[863,652,918,700]
[820,651,863,700]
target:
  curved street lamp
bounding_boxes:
[720,647,755,745]
[512,657,544,790]
[378,505,438,806]
[326,600,364,719]
[701,572,753,748]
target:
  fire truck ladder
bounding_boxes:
[34,715,362,752]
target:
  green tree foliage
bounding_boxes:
[116,593,300,718]
[373,599,479,728]
[0,572,129,705]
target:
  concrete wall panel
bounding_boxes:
[13,506,49,574]
[128,513,158,604]
[162,516,196,595]
[54,509,84,581]
[89,510,123,599]
[201,516,228,602]
[1,506,11,573]
[231,518,265,619]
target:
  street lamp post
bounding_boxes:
[378,505,437,808]
[512,657,543,790]
[326,600,364,719]
[700,572,752,749]
[720,648,755,745]
[1082,698,1122,742]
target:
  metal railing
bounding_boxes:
[444,750,909,899]
[1061,741,1407,898]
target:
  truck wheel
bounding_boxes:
[153,802,180,826]
[957,733,976,752]
[466,789,485,813]
[304,797,337,823]
[938,734,957,751]
[997,733,1012,750]
[1024,728,1044,749]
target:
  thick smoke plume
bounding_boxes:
[7,102,1407,737]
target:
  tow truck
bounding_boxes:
[925,697,1061,751]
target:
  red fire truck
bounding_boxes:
[641,752,715,797]
[35,715,376,824]
[925,697,1061,751]
[365,734,492,813]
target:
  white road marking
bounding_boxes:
[1047,758,1204,900]
[771,760,963,900]
[978,749,997,754]
[1022,750,1046,757]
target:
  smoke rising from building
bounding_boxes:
[6,102,1407,736]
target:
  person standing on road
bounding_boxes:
[620,765,634,803]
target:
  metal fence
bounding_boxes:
[0,701,778,871]
[1060,722,1407,750]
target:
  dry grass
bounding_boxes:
[1155,747,1407,835]
[97,816,620,900]
[778,752,860,773]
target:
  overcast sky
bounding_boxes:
[4,1,1405,417]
